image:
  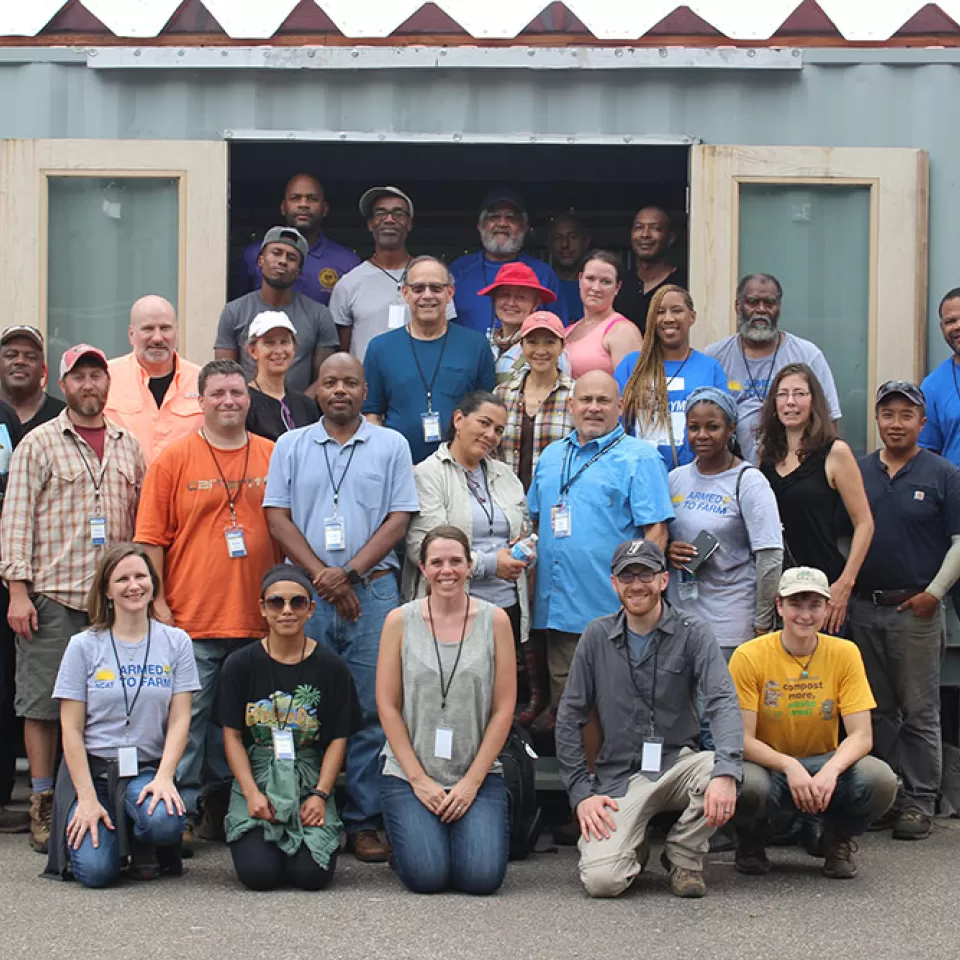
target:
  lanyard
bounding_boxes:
[264,635,308,729]
[69,433,112,510]
[322,440,359,515]
[109,623,152,728]
[202,430,251,526]
[369,257,410,296]
[558,432,625,501]
[426,595,470,712]
[623,623,658,735]
[738,336,782,402]
[665,350,692,391]
[407,328,449,413]
[463,462,494,535]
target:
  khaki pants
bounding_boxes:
[578,750,715,898]
[542,629,580,706]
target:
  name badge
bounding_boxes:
[117,745,139,778]
[272,727,296,761]
[421,411,442,444]
[641,737,663,774]
[551,504,571,538]
[225,526,248,558]
[89,516,107,547]
[387,304,407,329]
[324,516,346,552]
[677,569,699,602]
[434,726,454,760]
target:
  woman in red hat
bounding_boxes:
[478,262,571,385]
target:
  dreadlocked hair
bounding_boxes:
[621,284,694,436]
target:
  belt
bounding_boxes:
[855,588,918,607]
[364,569,394,584]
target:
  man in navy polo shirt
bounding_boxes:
[233,173,360,305]
[851,380,960,841]
[450,189,566,337]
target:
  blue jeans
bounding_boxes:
[380,772,509,895]
[177,638,253,818]
[68,774,186,888]
[735,754,898,839]
[306,576,398,834]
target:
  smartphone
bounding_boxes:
[681,530,720,575]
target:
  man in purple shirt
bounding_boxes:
[234,173,360,305]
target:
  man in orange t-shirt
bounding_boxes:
[135,359,279,841]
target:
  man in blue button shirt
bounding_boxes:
[528,369,674,729]
[264,353,419,863]
[851,380,960,841]
[919,288,960,465]
[450,189,566,336]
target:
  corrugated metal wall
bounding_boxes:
[0,56,955,365]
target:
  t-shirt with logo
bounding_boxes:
[218,640,361,752]
[729,631,876,759]
[53,621,200,763]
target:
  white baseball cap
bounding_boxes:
[247,311,297,343]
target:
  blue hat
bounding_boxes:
[480,188,527,216]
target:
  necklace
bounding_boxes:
[781,632,818,678]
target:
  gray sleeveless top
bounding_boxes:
[381,599,503,788]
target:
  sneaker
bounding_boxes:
[734,835,771,876]
[28,790,54,854]
[868,808,899,832]
[822,832,859,879]
[129,840,161,881]
[892,810,932,841]
[0,806,31,834]
[661,851,706,898]
[347,829,391,863]
[181,821,195,859]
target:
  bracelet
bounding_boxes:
[307,788,330,802]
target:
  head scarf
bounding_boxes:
[685,386,738,425]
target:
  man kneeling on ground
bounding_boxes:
[728,567,898,879]
[556,539,743,899]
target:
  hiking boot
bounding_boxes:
[181,821,195,859]
[129,840,161,881]
[734,835,771,876]
[0,806,31,834]
[28,790,53,854]
[156,841,184,877]
[661,851,706,898]
[196,789,228,842]
[516,636,548,727]
[822,831,858,879]
[868,808,899,832]
[892,809,932,841]
[347,829,391,862]
[801,817,826,858]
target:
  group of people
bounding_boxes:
[0,172,958,901]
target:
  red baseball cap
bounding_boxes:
[59,344,108,379]
[477,262,557,304]
[519,311,566,341]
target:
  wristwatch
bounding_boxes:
[343,565,363,586]
[307,788,330,802]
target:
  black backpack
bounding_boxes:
[499,724,543,860]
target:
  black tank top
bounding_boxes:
[761,440,845,583]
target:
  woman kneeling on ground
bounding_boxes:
[220,564,360,891]
[378,525,516,894]
[45,544,200,887]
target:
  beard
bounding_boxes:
[737,313,779,344]
[481,227,524,258]
[262,272,296,291]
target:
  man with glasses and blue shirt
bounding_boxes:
[264,353,419,863]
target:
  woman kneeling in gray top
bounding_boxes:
[377,525,516,894]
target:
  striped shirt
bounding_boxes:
[495,370,575,481]
[0,409,145,610]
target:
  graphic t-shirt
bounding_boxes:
[53,621,200,762]
[218,641,361,752]
[134,433,280,639]
[729,631,876,759]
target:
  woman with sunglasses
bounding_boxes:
[245,311,319,442]
[757,364,874,635]
[219,564,361,891]
[44,544,199,887]
[378,525,516,894]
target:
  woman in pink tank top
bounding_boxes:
[565,250,644,378]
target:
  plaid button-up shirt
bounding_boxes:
[0,409,145,610]
[495,370,576,481]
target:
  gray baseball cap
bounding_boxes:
[359,186,414,221]
[611,539,667,576]
[259,226,309,264]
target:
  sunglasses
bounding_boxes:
[262,594,311,613]
[407,282,449,295]
[615,569,660,584]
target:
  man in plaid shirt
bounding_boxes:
[0,344,145,853]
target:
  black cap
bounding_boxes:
[876,380,925,407]
[480,188,527,216]
[611,539,667,576]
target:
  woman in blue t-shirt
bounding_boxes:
[46,544,200,887]
[616,285,728,470]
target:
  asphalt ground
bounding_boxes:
[2,807,959,960]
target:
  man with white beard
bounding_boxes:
[449,189,566,337]
[705,273,841,463]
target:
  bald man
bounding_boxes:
[105,295,202,464]
[527,370,674,723]
[264,352,419,863]
[234,173,361,304]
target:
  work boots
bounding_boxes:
[515,635,548,727]
[28,789,54,854]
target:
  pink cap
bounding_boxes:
[59,344,108,379]
[519,311,566,341]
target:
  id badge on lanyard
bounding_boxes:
[641,737,663,774]
[272,727,296,761]
[434,726,454,760]
[324,516,346,552]
[422,411,442,444]
[89,516,107,547]
[225,526,248,558]
[117,745,139,777]
[551,504,571,538]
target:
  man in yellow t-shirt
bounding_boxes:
[728,567,897,879]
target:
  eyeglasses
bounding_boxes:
[407,282,449,295]
[371,208,410,223]
[774,390,811,402]
[262,594,311,613]
[616,569,659,584]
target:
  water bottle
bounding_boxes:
[510,533,538,566]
